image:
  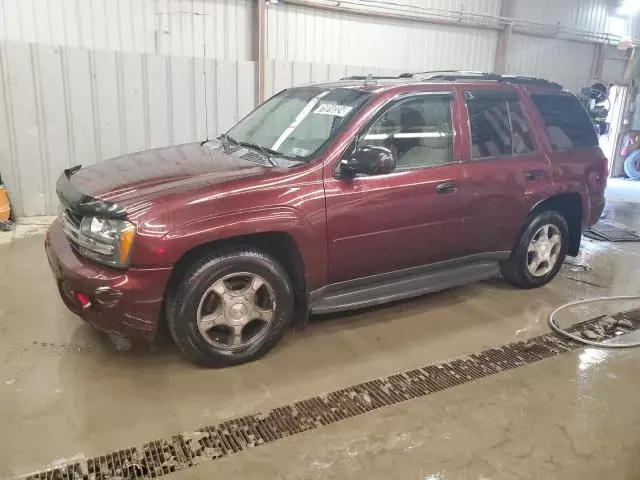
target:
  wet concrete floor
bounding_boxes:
[2,179,640,478]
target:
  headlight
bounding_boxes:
[78,216,136,267]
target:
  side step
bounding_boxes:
[310,261,500,314]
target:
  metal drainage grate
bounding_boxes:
[584,221,640,242]
[22,308,640,480]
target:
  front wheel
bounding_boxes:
[500,211,569,289]
[166,247,294,367]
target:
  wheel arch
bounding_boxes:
[528,193,583,256]
[162,231,308,331]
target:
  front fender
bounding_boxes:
[153,206,325,290]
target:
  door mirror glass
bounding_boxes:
[340,145,396,176]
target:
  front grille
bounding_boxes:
[65,209,82,229]
[59,207,82,249]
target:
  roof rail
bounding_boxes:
[398,70,562,89]
[399,70,499,80]
[340,75,398,80]
[499,75,563,89]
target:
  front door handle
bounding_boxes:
[436,181,457,194]
[525,171,545,182]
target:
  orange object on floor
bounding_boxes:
[0,184,10,221]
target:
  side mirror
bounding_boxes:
[340,145,396,176]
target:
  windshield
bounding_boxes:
[226,86,371,160]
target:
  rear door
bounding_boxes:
[459,86,555,254]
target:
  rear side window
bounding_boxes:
[467,99,511,158]
[466,97,535,159]
[531,94,598,150]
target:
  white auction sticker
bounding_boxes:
[314,104,354,117]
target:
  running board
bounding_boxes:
[309,259,503,315]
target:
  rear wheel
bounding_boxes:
[167,246,294,367]
[500,211,569,289]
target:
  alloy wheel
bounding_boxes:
[526,224,562,277]
[196,272,276,350]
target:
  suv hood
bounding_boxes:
[68,143,271,210]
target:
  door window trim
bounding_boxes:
[334,91,458,178]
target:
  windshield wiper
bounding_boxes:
[219,134,281,167]
[219,133,239,146]
[237,141,278,167]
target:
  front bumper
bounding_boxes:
[45,220,173,341]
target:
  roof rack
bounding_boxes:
[340,75,398,80]
[399,70,499,80]
[398,70,562,89]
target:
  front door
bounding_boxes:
[324,92,469,283]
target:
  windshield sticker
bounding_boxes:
[289,147,311,157]
[313,104,354,117]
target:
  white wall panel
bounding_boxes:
[64,47,98,167]
[0,41,257,216]
[3,43,46,216]
[512,0,610,35]
[505,34,595,93]
[263,59,403,98]
[35,45,71,214]
[356,0,501,16]
[0,0,253,60]
[602,46,629,84]
[266,3,497,72]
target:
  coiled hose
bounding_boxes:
[548,295,640,348]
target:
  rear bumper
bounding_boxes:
[45,220,173,341]
[586,192,606,229]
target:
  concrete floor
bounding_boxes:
[2,178,640,479]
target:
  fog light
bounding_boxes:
[74,292,92,310]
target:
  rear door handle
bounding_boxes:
[525,171,545,182]
[436,181,457,194]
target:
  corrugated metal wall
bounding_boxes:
[266,3,497,71]
[345,0,501,16]
[264,60,404,98]
[505,34,595,93]
[602,46,629,84]
[0,41,256,216]
[511,0,610,34]
[0,0,253,60]
[0,0,638,217]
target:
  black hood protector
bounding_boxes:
[56,166,127,219]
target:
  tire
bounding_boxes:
[500,210,569,289]
[624,150,640,180]
[166,246,294,367]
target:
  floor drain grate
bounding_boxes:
[584,221,640,242]
[21,308,640,480]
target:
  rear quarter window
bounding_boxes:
[531,94,598,151]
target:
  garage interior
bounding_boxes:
[3,0,640,479]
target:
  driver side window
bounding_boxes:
[360,95,453,171]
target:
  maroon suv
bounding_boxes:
[45,72,607,366]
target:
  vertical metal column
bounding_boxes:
[494,0,513,74]
[254,0,266,102]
